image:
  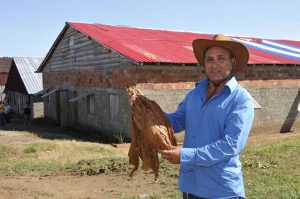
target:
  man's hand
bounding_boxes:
[158,147,181,164]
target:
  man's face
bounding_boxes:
[204,46,235,84]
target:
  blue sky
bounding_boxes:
[1,0,299,57]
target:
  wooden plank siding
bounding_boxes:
[43,27,132,73]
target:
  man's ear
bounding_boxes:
[231,58,236,69]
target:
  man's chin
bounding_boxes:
[209,78,222,83]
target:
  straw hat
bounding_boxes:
[192,34,249,73]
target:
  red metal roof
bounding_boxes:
[67,22,300,65]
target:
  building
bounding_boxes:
[0,57,12,100]
[37,22,300,138]
[5,57,44,118]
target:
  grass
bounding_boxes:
[241,139,300,199]
[0,131,127,176]
[0,130,299,199]
[114,138,300,199]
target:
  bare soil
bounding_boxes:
[0,118,299,199]
[0,171,169,199]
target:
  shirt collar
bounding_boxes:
[195,76,238,93]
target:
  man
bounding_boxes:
[0,101,4,126]
[4,102,11,123]
[23,104,31,125]
[159,34,254,199]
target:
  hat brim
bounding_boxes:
[192,39,249,73]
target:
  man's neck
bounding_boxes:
[205,79,230,101]
[207,80,227,93]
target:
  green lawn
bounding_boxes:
[242,139,300,199]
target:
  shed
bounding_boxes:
[5,57,44,118]
[0,57,12,100]
[37,22,300,138]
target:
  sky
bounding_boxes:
[0,0,300,57]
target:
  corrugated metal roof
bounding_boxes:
[13,57,44,94]
[38,22,300,72]
[67,22,300,65]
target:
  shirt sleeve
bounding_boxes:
[164,95,188,133]
[180,97,254,170]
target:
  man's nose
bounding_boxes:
[211,60,220,67]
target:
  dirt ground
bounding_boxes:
[0,172,167,199]
[0,118,300,199]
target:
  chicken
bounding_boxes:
[127,86,177,180]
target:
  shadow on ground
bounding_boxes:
[0,117,101,143]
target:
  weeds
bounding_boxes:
[75,158,128,176]
[24,145,37,153]
[114,132,126,143]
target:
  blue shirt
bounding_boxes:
[166,77,254,199]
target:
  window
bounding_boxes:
[109,94,119,122]
[87,94,95,114]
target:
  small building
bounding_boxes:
[5,57,44,118]
[37,22,300,139]
[0,57,12,100]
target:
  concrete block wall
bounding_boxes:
[43,64,300,136]
[246,85,300,133]
[75,87,131,138]
[140,89,189,113]
[141,83,300,134]
[44,85,132,139]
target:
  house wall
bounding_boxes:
[43,86,131,137]
[7,91,26,115]
[246,85,300,133]
[44,60,300,136]
[43,90,59,122]
[5,91,43,119]
[75,87,131,138]
[140,84,300,134]
[42,26,134,137]
[45,63,300,135]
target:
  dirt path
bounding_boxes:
[0,118,299,199]
[0,171,172,199]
